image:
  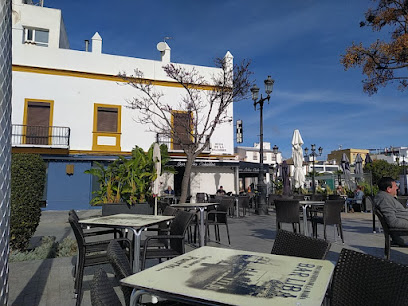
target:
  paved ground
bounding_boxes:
[8,208,408,305]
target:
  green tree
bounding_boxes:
[364,159,400,186]
[341,0,408,95]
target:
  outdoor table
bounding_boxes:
[122,246,335,306]
[299,201,325,236]
[171,202,218,247]
[79,214,174,273]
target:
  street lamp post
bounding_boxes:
[304,144,323,194]
[250,76,274,215]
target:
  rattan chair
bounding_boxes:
[69,215,131,306]
[364,195,373,212]
[374,208,408,259]
[107,240,133,306]
[196,192,208,203]
[90,268,122,306]
[311,194,326,201]
[205,197,234,244]
[267,194,281,210]
[330,248,408,305]
[271,229,331,259]
[141,210,194,270]
[311,200,344,243]
[274,199,301,233]
[238,195,250,216]
[69,210,117,237]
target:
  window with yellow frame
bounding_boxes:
[92,104,121,151]
[23,98,54,145]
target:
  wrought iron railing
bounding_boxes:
[156,133,211,153]
[12,124,70,148]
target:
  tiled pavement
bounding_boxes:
[9,209,408,305]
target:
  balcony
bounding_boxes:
[156,133,211,153]
[12,124,70,148]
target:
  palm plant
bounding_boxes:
[85,143,174,205]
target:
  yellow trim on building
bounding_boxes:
[68,149,236,159]
[12,65,217,91]
[22,98,54,145]
[92,103,122,152]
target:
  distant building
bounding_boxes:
[327,148,369,168]
[235,142,282,192]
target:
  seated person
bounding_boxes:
[336,185,346,196]
[164,186,174,195]
[216,186,226,196]
[346,185,364,212]
[374,177,408,246]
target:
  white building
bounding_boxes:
[11,0,239,209]
[235,142,282,191]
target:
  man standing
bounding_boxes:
[375,177,408,246]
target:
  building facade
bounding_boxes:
[11,0,238,209]
[235,142,282,192]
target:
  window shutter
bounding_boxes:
[97,107,118,132]
[26,101,51,145]
[173,112,192,150]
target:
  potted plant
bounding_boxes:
[85,143,173,215]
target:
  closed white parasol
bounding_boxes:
[152,143,161,215]
[291,129,305,189]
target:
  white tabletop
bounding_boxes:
[121,246,335,306]
[299,201,325,205]
[79,214,174,228]
[171,202,218,208]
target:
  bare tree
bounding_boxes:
[119,54,252,203]
[341,0,408,95]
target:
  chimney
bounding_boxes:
[156,41,171,63]
[85,40,89,52]
[91,32,102,54]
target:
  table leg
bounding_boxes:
[303,205,309,236]
[131,289,146,306]
[128,228,143,273]
[199,207,205,247]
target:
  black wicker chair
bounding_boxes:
[311,200,344,243]
[328,194,341,200]
[267,194,281,210]
[330,248,408,306]
[238,195,250,216]
[374,207,408,259]
[311,194,326,201]
[90,268,122,306]
[141,210,194,270]
[196,192,208,203]
[274,199,301,233]
[107,241,187,306]
[271,229,331,259]
[69,210,117,237]
[107,240,133,306]
[205,197,234,244]
[69,215,131,306]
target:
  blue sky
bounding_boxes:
[47,0,408,159]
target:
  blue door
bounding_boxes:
[45,160,95,211]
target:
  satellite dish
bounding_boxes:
[157,42,167,52]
